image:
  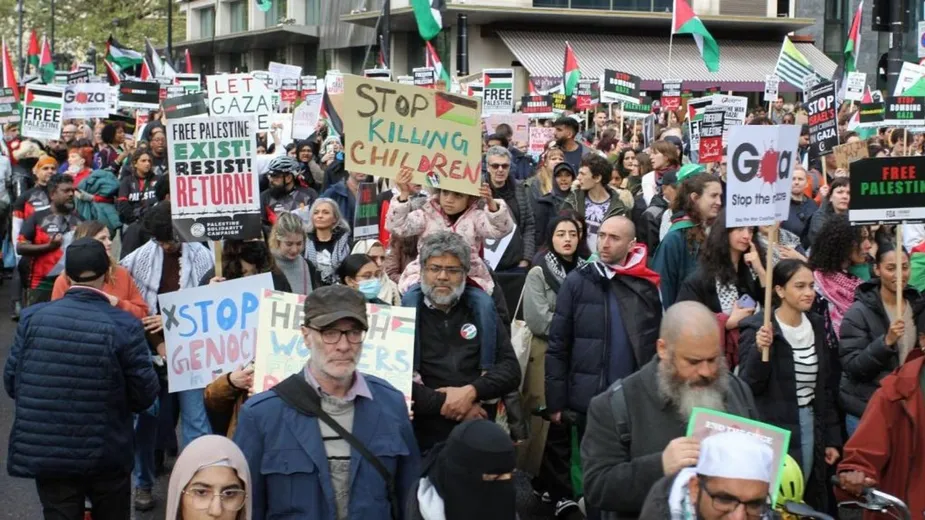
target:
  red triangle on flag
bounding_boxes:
[434,94,454,118]
[25,89,35,105]
[672,0,697,33]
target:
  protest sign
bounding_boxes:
[764,75,780,103]
[251,70,276,90]
[711,94,748,141]
[807,81,839,161]
[550,93,568,113]
[175,73,201,93]
[118,80,160,110]
[292,93,323,139]
[342,74,483,196]
[686,97,714,152]
[643,114,656,147]
[849,156,925,224]
[845,72,867,102]
[279,78,300,103]
[520,95,554,118]
[207,74,275,131]
[0,88,19,124]
[325,71,344,95]
[413,67,436,88]
[162,92,209,120]
[528,127,556,158]
[485,113,529,144]
[894,61,925,96]
[726,125,800,227]
[353,182,379,241]
[365,68,392,82]
[300,75,318,98]
[698,107,725,163]
[833,141,869,170]
[159,274,273,393]
[397,76,414,85]
[166,116,262,241]
[21,85,64,140]
[269,61,301,81]
[165,85,186,99]
[884,96,925,126]
[252,290,416,406]
[575,78,599,111]
[482,69,515,115]
[858,102,885,126]
[601,69,640,104]
[802,75,821,100]
[53,71,69,84]
[62,82,109,119]
[623,97,653,119]
[483,226,517,270]
[661,79,682,111]
[687,408,791,506]
[67,70,90,84]
[466,82,483,97]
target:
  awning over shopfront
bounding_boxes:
[497,30,837,93]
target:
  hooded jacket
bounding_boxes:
[386,193,514,295]
[838,280,924,417]
[561,185,633,224]
[545,244,662,414]
[534,189,570,248]
[835,357,925,520]
[652,217,701,308]
[166,435,252,520]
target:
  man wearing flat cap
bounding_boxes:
[5,237,159,518]
[234,285,421,520]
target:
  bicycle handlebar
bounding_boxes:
[829,475,912,520]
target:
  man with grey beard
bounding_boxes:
[401,231,521,452]
[580,301,759,520]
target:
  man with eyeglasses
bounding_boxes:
[486,145,535,271]
[401,231,521,452]
[639,431,774,520]
[234,285,420,520]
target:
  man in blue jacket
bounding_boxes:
[4,237,159,519]
[321,169,370,227]
[234,285,420,520]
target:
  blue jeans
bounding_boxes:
[845,414,861,438]
[133,409,158,490]
[799,406,815,482]
[177,388,212,449]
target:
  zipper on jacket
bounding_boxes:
[598,278,611,395]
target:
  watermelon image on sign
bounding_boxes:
[434,92,479,127]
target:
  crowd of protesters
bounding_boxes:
[2,90,925,520]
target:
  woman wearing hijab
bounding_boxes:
[406,419,517,520]
[166,435,251,520]
[351,238,401,305]
[534,163,575,249]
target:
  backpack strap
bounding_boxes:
[272,375,399,520]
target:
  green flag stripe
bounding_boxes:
[27,100,61,110]
[487,82,513,89]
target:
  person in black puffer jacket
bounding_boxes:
[839,246,924,436]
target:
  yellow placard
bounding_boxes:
[342,74,483,196]
[833,140,869,170]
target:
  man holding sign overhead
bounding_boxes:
[234,285,420,520]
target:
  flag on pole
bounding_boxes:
[562,42,581,97]
[145,38,167,78]
[774,37,823,89]
[106,35,144,70]
[1,38,20,100]
[844,1,863,73]
[27,30,40,70]
[672,0,720,73]
[139,60,153,81]
[846,86,876,139]
[184,49,193,74]
[104,60,121,86]
[425,41,451,87]
[410,0,445,41]
[38,36,55,84]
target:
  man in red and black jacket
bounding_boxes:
[17,174,82,306]
[259,156,317,227]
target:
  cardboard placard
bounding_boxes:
[166,116,262,241]
[528,126,556,157]
[342,74,483,196]
[62,83,110,119]
[21,85,64,140]
[833,141,870,170]
[601,69,641,104]
[807,81,839,160]
[485,113,529,145]
[482,69,515,115]
[845,72,867,102]
[520,95,554,118]
[726,125,800,227]
[206,74,275,131]
[158,274,274,393]
[353,182,379,241]
[849,156,925,224]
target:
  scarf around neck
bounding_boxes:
[814,269,862,337]
[541,250,580,292]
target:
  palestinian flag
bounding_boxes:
[672,0,720,73]
[774,37,822,89]
[104,60,121,86]
[25,85,63,111]
[27,30,39,70]
[38,36,55,84]
[1,38,20,100]
[139,60,153,81]
[425,41,451,87]
[184,49,193,74]
[846,86,876,139]
[106,35,144,70]
[844,1,863,73]
[434,92,479,127]
[411,0,445,41]
[563,42,580,97]
[484,70,513,90]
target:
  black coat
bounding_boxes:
[838,280,923,417]
[534,191,566,249]
[546,262,662,414]
[738,311,842,510]
[677,264,762,315]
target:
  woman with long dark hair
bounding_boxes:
[652,173,724,307]
[338,253,388,304]
[117,148,159,226]
[739,259,842,509]
[810,215,872,339]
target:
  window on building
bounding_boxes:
[532,0,670,11]
[229,1,248,33]
[229,52,246,73]
[612,0,651,11]
[570,0,611,9]
[266,0,288,25]
[533,0,569,7]
[823,0,846,60]
[305,0,321,25]
[199,6,215,38]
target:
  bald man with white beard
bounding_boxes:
[580,301,760,520]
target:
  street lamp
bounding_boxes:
[87,43,97,74]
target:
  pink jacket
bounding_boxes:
[385,193,515,295]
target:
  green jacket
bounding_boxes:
[562,186,633,220]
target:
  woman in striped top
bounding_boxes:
[738,259,842,511]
